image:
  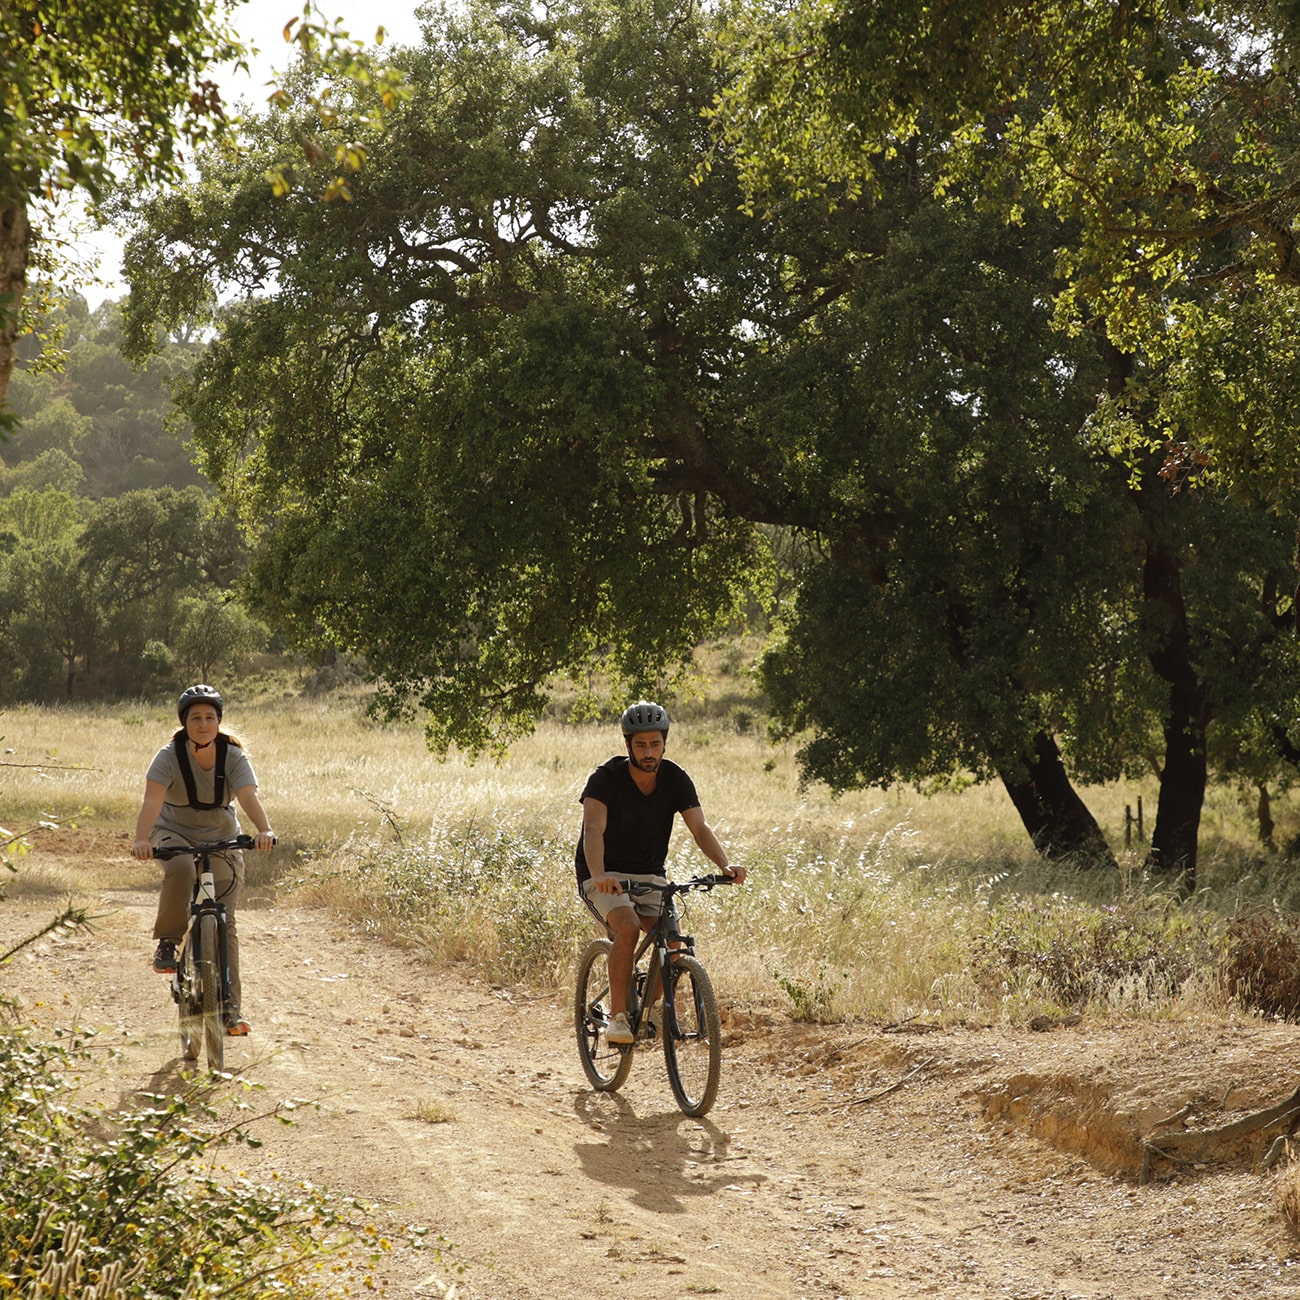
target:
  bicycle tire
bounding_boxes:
[574,938,634,1092]
[177,938,201,1062]
[197,912,225,1073]
[662,954,722,1117]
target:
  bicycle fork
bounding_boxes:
[631,935,696,1041]
[180,868,231,1006]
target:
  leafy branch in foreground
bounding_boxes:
[0,1026,417,1298]
[0,735,93,969]
[0,903,97,965]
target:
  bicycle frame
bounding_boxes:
[153,834,253,1071]
[623,878,716,1040]
[613,875,730,1029]
[574,873,731,1116]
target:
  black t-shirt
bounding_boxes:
[574,755,701,885]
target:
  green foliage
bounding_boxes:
[119,0,1300,884]
[125,0,773,754]
[772,963,844,1022]
[0,0,245,421]
[0,0,410,435]
[172,594,267,682]
[1,1,244,209]
[6,299,209,497]
[0,1025,383,1298]
[0,484,261,702]
[715,0,1300,507]
[970,895,1220,1010]
[0,486,86,543]
[0,447,85,495]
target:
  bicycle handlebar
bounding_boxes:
[623,873,737,896]
[151,833,259,860]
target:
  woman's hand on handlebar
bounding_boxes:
[131,839,154,861]
[254,831,278,850]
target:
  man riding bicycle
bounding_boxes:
[575,700,745,1045]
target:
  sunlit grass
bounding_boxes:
[4,691,1299,1026]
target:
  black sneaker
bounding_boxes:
[152,939,177,973]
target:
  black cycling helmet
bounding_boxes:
[620,700,669,739]
[178,683,224,723]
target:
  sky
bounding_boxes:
[70,0,427,305]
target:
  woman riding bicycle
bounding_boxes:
[130,684,277,1036]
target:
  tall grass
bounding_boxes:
[4,694,1299,1026]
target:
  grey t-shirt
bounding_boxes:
[146,738,257,841]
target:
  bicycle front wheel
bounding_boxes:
[574,938,634,1092]
[177,938,201,1062]
[197,912,225,1074]
[663,954,722,1117]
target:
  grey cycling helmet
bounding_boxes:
[178,683,224,723]
[620,700,669,738]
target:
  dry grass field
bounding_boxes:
[4,688,1297,1026]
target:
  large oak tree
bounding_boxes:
[123,0,1300,882]
[714,0,1300,883]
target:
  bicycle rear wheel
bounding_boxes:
[197,912,225,1073]
[662,954,721,1117]
[574,938,634,1092]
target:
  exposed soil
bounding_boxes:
[6,829,1300,1299]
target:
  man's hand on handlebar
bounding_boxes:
[720,863,747,885]
[589,873,624,896]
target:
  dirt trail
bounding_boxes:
[6,839,1300,1299]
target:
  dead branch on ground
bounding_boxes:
[1140,1083,1300,1184]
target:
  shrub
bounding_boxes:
[971,895,1217,1011]
[308,816,588,985]
[1223,911,1300,1019]
[0,1025,388,1298]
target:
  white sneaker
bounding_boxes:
[605,1012,633,1045]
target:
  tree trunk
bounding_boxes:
[999,730,1118,866]
[1146,698,1207,888]
[1,200,31,416]
[1142,538,1209,890]
[1258,783,1276,851]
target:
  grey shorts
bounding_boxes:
[580,873,673,927]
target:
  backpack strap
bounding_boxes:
[172,733,229,810]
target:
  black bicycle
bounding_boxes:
[152,834,255,1074]
[575,875,730,1118]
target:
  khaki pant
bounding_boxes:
[152,844,244,1010]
